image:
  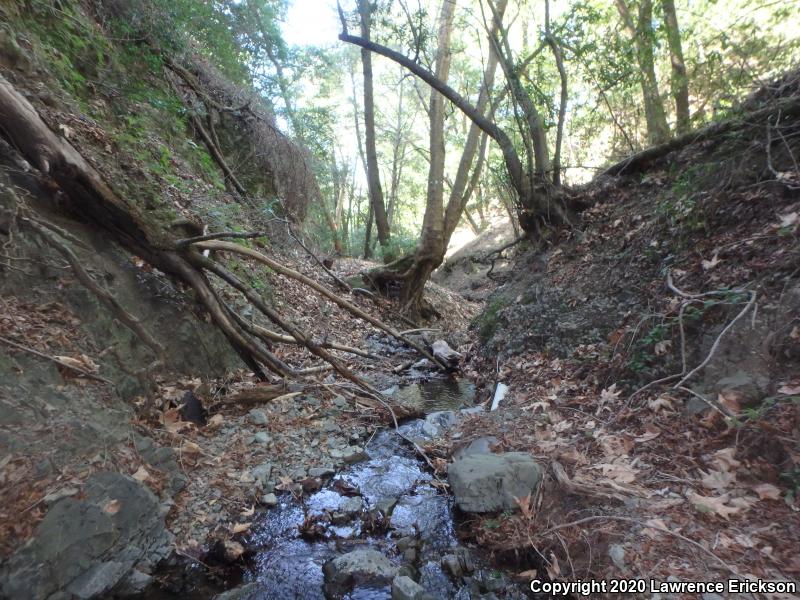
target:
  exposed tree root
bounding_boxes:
[0,74,388,399]
[194,240,447,369]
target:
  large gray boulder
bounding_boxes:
[323,549,397,596]
[0,472,172,599]
[448,452,543,513]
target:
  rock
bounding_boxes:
[253,432,271,444]
[248,409,269,425]
[432,340,462,368]
[339,446,367,464]
[308,466,335,478]
[323,549,398,595]
[441,550,475,578]
[392,575,425,600]
[261,493,278,507]
[609,544,626,570]
[421,411,458,438]
[715,371,768,407]
[448,452,543,513]
[251,462,273,486]
[115,568,152,595]
[0,472,172,600]
[42,486,80,505]
[214,582,259,600]
[323,421,341,433]
[332,396,348,408]
[684,396,712,416]
[375,496,399,515]
[332,496,364,523]
[453,436,498,460]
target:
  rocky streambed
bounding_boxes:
[161,378,537,600]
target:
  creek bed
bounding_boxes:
[230,378,528,599]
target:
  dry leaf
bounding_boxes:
[654,340,672,355]
[778,211,798,228]
[180,441,202,455]
[593,461,637,483]
[545,552,561,579]
[643,518,668,539]
[231,521,251,534]
[207,414,224,428]
[711,447,740,472]
[700,469,735,491]
[634,426,661,443]
[222,540,244,560]
[701,253,721,270]
[103,499,122,515]
[58,123,73,139]
[240,505,255,517]
[752,483,781,500]
[132,466,151,482]
[777,383,800,395]
[55,354,99,373]
[688,492,741,519]
[648,395,675,412]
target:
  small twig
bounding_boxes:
[0,334,111,384]
[677,386,735,418]
[285,222,351,291]
[399,328,441,335]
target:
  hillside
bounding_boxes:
[453,72,800,591]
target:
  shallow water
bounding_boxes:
[236,378,489,599]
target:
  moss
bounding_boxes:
[474,296,510,343]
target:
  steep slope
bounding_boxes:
[456,72,800,587]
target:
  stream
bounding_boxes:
[148,378,533,599]
[235,378,529,599]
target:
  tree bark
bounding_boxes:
[661,0,690,134]
[545,0,568,186]
[396,0,457,314]
[443,0,504,242]
[615,0,670,145]
[358,0,391,252]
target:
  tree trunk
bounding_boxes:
[443,0,505,242]
[358,0,391,253]
[661,0,690,134]
[615,0,670,145]
[545,0,568,186]
[397,0,457,315]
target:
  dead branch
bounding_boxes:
[187,112,249,200]
[246,322,378,360]
[195,240,447,369]
[23,216,165,361]
[672,290,756,389]
[224,384,301,405]
[551,461,648,501]
[175,230,268,248]
[285,222,352,291]
[197,256,379,392]
[0,334,111,384]
[605,95,800,176]
[537,515,744,578]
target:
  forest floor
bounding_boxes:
[438,87,800,595]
